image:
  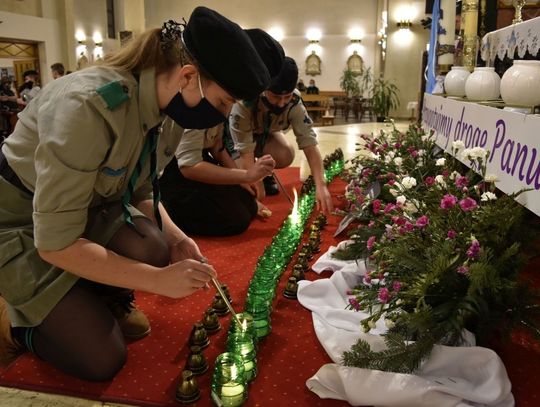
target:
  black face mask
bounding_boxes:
[164,92,226,129]
[261,95,288,115]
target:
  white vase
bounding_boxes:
[444,66,470,97]
[465,67,501,101]
[500,60,540,107]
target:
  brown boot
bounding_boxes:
[104,290,151,340]
[0,297,24,366]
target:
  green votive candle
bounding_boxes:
[226,332,257,382]
[211,352,247,407]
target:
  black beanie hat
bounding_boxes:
[245,29,284,79]
[268,56,298,94]
[183,6,271,100]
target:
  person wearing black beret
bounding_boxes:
[0,6,270,380]
[229,56,334,214]
[159,28,285,236]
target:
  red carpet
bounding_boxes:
[1,166,539,406]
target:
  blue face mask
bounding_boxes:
[164,75,226,129]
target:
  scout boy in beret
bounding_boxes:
[229,57,334,213]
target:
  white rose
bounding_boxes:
[452,140,465,150]
[460,148,473,160]
[387,151,396,159]
[385,319,395,329]
[404,202,418,214]
[393,157,403,167]
[384,155,392,164]
[435,158,446,166]
[396,195,407,205]
[417,149,425,157]
[368,320,377,329]
[470,147,487,160]
[401,176,417,189]
[449,171,460,180]
[389,188,399,197]
[435,175,446,186]
[485,173,499,183]
[481,192,497,201]
[370,152,381,161]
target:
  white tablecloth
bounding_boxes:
[297,246,514,407]
[481,16,540,65]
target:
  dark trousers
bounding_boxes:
[159,157,257,236]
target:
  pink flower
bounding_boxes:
[459,197,478,212]
[363,275,372,284]
[424,176,435,186]
[378,287,390,303]
[457,265,469,275]
[410,150,418,158]
[392,216,406,226]
[394,143,402,149]
[415,215,429,228]
[392,281,402,292]
[387,179,396,186]
[384,203,396,214]
[440,194,458,210]
[353,186,362,194]
[442,169,450,177]
[455,175,469,188]
[404,222,414,232]
[348,297,362,311]
[372,199,382,215]
[367,236,377,250]
[387,172,396,179]
[467,239,480,259]
[447,230,457,239]
[368,220,375,228]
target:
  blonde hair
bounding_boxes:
[103,28,193,75]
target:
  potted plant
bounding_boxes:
[371,77,400,122]
[340,69,361,97]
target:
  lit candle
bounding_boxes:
[220,382,245,407]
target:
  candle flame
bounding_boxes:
[241,318,248,331]
[290,188,299,224]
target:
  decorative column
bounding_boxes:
[462,0,479,72]
[438,0,457,73]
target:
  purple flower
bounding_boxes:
[348,297,362,311]
[415,215,429,228]
[457,265,469,275]
[363,274,372,284]
[455,175,469,188]
[467,239,481,259]
[440,194,458,210]
[447,230,457,239]
[392,281,402,292]
[459,197,478,212]
[367,236,377,250]
[394,142,402,149]
[378,287,390,303]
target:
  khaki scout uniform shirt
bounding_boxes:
[174,124,224,168]
[229,89,318,154]
[0,66,183,326]
[3,66,183,251]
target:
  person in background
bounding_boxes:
[306,78,319,94]
[160,28,284,236]
[0,7,270,381]
[229,56,333,213]
[297,78,306,92]
[17,70,41,102]
[50,63,65,80]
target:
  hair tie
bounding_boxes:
[160,19,185,46]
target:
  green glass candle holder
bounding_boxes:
[211,352,247,407]
[229,312,257,343]
[226,332,257,382]
[246,303,271,339]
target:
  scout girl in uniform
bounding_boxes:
[0,7,273,381]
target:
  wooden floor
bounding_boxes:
[0,120,410,407]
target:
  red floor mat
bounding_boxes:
[1,167,539,406]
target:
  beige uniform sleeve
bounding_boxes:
[175,128,207,168]
[229,102,256,154]
[33,91,111,251]
[288,101,319,150]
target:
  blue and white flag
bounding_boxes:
[426,0,441,93]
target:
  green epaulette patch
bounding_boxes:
[96,81,130,110]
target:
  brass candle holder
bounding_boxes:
[291,264,305,281]
[220,284,233,304]
[175,370,201,404]
[202,307,221,333]
[186,345,208,375]
[301,243,313,260]
[211,293,230,317]
[283,276,299,299]
[296,252,309,271]
[189,322,210,349]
